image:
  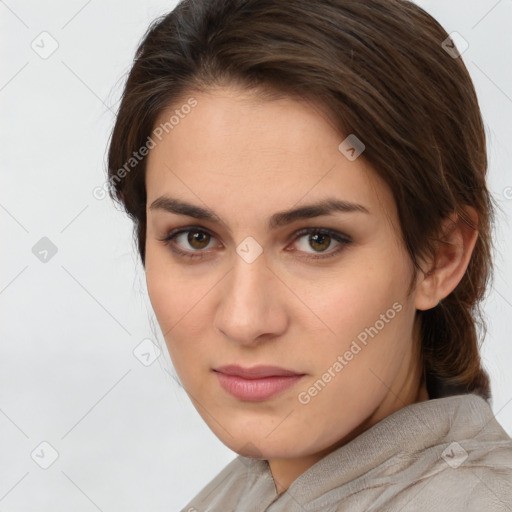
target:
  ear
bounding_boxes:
[414,206,479,311]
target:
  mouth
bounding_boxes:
[213,365,306,401]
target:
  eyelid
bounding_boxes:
[290,227,352,245]
[158,225,352,260]
[285,227,352,260]
[156,225,220,260]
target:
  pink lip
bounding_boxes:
[213,365,305,401]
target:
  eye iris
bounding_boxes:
[310,233,331,252]
[188,231,210,249]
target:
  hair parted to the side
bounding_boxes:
[106,0,497,400]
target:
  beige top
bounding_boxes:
[181,393,512,511]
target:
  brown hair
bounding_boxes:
[106,0,497,400]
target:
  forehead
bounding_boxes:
[145,87,396,226]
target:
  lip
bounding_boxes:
[214,364,304,379]
[213,365,305,401]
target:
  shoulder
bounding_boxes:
[343,394,512,512]
[409,394,512,511]
[377,435,512,512]
[404,463,512,512]
[328,462,512,512]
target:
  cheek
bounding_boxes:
[145,244,206,331]
[144,256,216,377]
[295,268,410,428]
[320,266,399,332]
[308,249,410,370]
[145,267,179,334]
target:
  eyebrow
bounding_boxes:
[148,196,370,230]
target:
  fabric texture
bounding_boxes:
[181,393,512,511]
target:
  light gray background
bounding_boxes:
[1,1,511,511]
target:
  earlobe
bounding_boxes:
[414,264,440,312]
[414,207,479,312]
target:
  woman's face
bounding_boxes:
[144,86,426,467]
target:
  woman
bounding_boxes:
[106,0,512,510]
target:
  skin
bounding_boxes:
[144,85,479,494]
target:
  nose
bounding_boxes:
[213,251,289,346]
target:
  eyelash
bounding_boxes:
[157,226,352,262]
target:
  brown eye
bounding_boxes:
[308,232,331,252]
[289,228,352,260]
[158,227,220,261]
[159,226,351,262]
[187,230,211,250]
